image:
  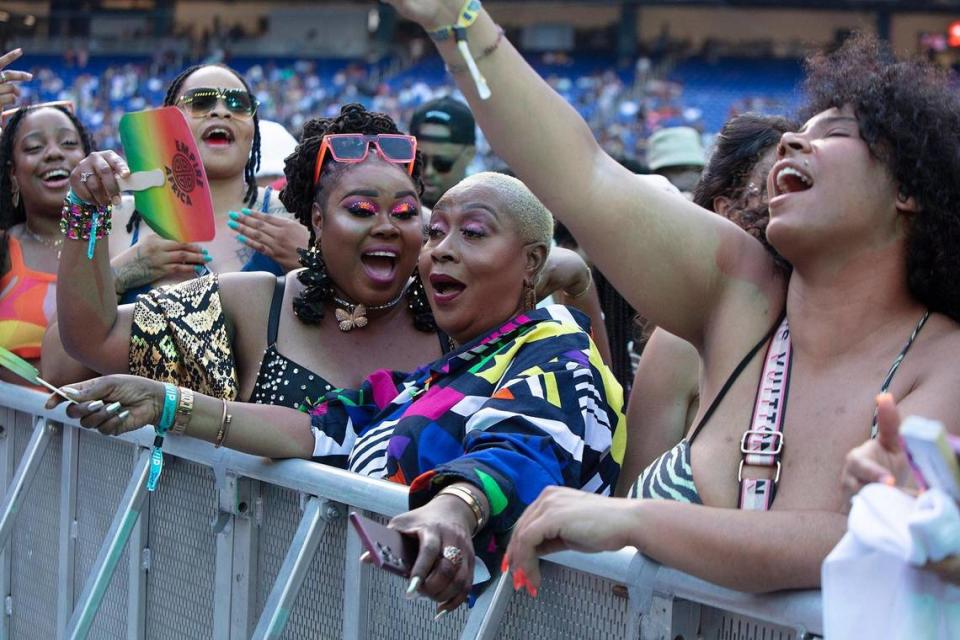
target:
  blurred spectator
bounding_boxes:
[256,119,298,188]
[646,126,705,195]
[408,96,476,208]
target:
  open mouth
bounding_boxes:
[429,273,466,302]
[201,126,235,146]
[40,168,71,187]
[360,250,399,283]
[774,165,813,196]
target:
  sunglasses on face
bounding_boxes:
[176,87,258,119]
[1,100,76,127]
[313,134,417,184]
[421,152,465,174]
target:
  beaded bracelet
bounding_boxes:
[59,200,113,241]
[147,383,180,492]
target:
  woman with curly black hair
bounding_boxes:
[50,103,448,405]
[389,0,960,594]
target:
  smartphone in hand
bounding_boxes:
[349,511,419,578]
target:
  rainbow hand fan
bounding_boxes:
[0,346,75,402]
[118,107,215,242]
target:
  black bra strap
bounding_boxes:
[688,309,787,444]
[266,275,286,344]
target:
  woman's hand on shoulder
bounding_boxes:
[388,493,477,615]
[0,48,32,108]
[110,234,208,293]
[229,208,309,273]
[70,151,129,208]
[537,247,592,302]
[44,374,164,436]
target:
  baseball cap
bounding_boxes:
[647,126,706,171]
[409,97,476,146]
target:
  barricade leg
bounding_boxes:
[341,508,371,640]
[460,571,513,640]
[251,495,336,639]
[0,418,57,552]
[65,448,151,640]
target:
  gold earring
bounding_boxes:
[523,282,537,311]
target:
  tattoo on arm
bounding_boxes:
[113,246,153,294]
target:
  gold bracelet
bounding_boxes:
[214,399,233,448]
[446,26,504,75]
[171,386,194,435]
[565,271,593,299]
[438,484,487,535]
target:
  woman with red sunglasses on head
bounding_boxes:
[384,0,960,597]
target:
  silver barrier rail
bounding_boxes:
[0,383,823,639]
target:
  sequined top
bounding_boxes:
[249,277,335,411]
[249,276,452,412]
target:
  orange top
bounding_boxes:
[0,236,56,360]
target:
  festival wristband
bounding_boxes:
[147,383,179,492]
[428,0,481,41]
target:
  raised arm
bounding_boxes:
[56,152,205,374]
[387,1,776,345]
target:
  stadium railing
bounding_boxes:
[0,382,822,639]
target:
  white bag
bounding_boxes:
[822,484,960,639]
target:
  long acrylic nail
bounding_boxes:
[241,207,252,215]
[228,211,240,220]
[405,575,421,598]
[236,234,247,244]
[86,400,104,411]
[359,551,371,564]
[105,402,122,414]
[433,610,449,622]
[500,554,509,574]
[62,386,81,395]
[117,410,130,422]
[227,220,239,231]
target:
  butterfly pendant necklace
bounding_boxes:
[333,287,408,332]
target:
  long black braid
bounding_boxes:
[0,105,94,270]
[279,103,434,331]
[127,63,261,233]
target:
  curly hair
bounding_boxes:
[694,112,794,272]
[801,33,960,322]
[0,104,94,268]
[279,103,424,238]
[279,104,432,331]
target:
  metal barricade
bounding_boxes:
[0,383,823,639]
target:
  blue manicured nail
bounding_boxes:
[236,234,247,244]
[194,265,205,275]
[241,208,252,215]
[227,220,239,230]
[204,254,213,262]
[228,211,240,220]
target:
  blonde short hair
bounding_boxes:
[449,172,554,247]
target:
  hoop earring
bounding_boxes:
[292,240,335,325]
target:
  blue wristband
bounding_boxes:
[156,382,178,435]
[147,383,179,492]
[66,188,91,206]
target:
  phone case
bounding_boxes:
[349,512,418,578]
